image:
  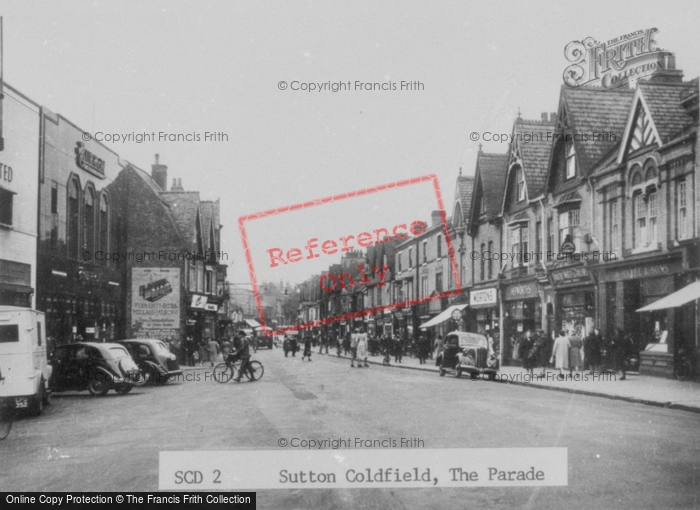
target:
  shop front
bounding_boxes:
[598,256,689,378]
[549,265,596,338]
[469,287,499,337]
[502,280,541,365]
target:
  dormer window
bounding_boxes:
[566,142,576,179]
[517,168,525,201]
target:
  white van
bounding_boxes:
[0,306,53,415]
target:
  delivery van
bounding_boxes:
[0,306,52,415]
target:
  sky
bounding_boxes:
[4,0,699,286]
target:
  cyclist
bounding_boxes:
[232,331,253,382]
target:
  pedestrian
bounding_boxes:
[290,335,298,357]
[342,334,351,356]
[207,337,220,367]
[610,328,633,380]
[356,329,369,367]
[350,329,360,367]
[394,335,403,363]
[221,338,231,357]
[434,334,445,360]
[185,336,195,366]
[584,328,603,374]
[521,330,537,377]
[302,335,313,361]
[417,334,429,365]
[568,329,583,374]
[535,329,549,376]
[550,330,570,375]
[198,341,207,366]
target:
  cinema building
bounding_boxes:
[36,108,125,345]
[0,85,40,308]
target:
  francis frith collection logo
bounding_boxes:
[563,28,672,90]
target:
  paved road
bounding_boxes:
[1,349,699,509]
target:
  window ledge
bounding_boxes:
[631,242,661,256]
[0,222,13,230]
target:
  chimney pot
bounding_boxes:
[151,155,168,191]
[541,112,547,122]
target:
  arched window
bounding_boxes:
[67,179,80,259]
[99,193,109,259]
[631,171,643,186]
[84,187,95,255]
[644,160,657,181]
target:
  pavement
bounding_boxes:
[290,347,700,414]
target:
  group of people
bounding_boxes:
[517,327,636,380]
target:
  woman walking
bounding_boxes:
[550,330,570,375]
[568,329,583,373]
[584,328,603,374]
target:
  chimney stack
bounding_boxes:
[648,53,684,84]
[550,112,557,123]
[171,178,184,191]
[151,154,168,191]
[541,112,548,122]
[431,210,443,227]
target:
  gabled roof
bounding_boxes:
[160,191,203,253]
[510,118,555,198]
[469,151,508,226]
[558,86,634,174]
[454,174,474,226]
[616,80,697,162]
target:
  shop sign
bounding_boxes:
[470,288,497,307]
[205,304,218,312]
[394,310,404,320]
[85,327,95,333]
[602,261,682,282]
[503,282,538,301]
[451,309,462,321]
[186,319,196,326]
[190,294,208,309]
[550,266,593,288]
[75,142,105,177]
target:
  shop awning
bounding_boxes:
[245,319,262,328]
[636,281,700,312]
[419,304,468,329]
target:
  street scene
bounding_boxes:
[1,2,700,509]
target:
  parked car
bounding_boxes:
[0,306,53,415]
[437,331,498,379]
[117,339,182,385]
[50,342,142,396]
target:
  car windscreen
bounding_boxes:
[459,335,488,349]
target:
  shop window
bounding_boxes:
[488,241,493,279]
[677,179,688,240]
[0,187,13,226]
[565,142,576,179]
[67,179,80,259]
[99,193,109,259]
[559,209,580,250]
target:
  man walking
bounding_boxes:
[233,331,253,382]
[350,329,360,368]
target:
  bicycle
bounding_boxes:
[213,353,264,383]
[0,368,13,440]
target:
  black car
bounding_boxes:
[117,339,182,385]
[437,331,499,379]
[50,342,142,396]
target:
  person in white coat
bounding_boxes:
[356,330,369,368]
[550,330,571,375]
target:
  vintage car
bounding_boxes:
[117,339,182,385]
[437,331,498,379]
[282,331,299,357]
[50,342,142,395]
